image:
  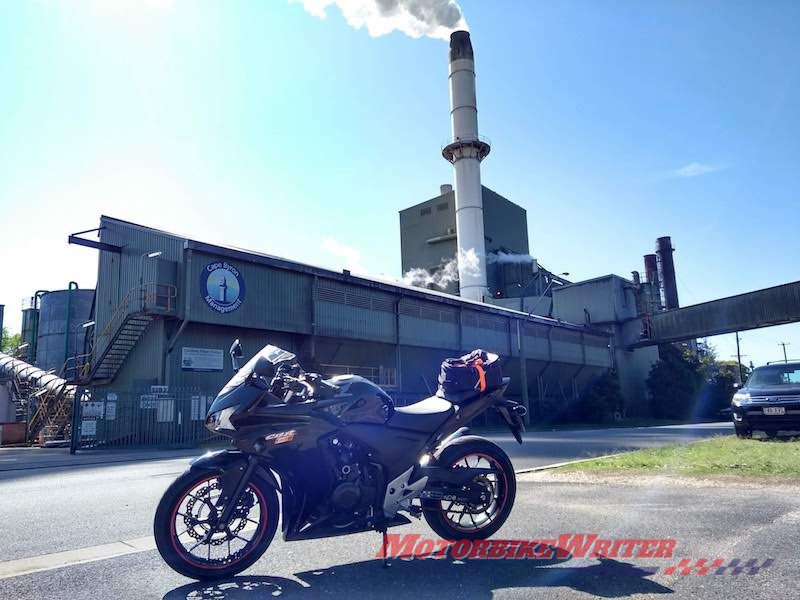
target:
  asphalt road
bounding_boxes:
[1,422,759,600]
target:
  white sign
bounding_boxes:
[140,394,157,409]
[157,400,174,423]
[81,420,96,436]
[105,402,116,421]
[181,347,224,372]
[83,402,104,418]
[191,396,208,421]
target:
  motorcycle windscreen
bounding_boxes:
[219,344,296,396]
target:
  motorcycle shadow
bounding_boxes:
[163,551,672,599]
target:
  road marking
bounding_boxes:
[0,522,261,580]
[514,453,624,474]
[0,536,156,580]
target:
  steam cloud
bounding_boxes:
[290,0,468,40]
[402,249,539,290]
[487,251,536,265]
[402,248,480,290]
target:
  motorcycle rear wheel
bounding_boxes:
[423,436,516,541]
[154,468,279,580]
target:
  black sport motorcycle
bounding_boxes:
[154,341,526,580]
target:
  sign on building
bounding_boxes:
[181,347,224,372]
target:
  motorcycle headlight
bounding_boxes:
[732,392,751,407]
[207,406,237,431]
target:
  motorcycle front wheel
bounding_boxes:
[154,468,279,580]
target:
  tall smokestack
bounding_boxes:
[443,30,490,302]
[655,236,679,310]
[643,254,659,288]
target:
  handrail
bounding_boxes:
[99,283,178,342]
[61,352,93,382]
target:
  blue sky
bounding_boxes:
[0,0,798,366]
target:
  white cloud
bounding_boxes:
[320,237,367,274]
[671,162,732,178]
[289,0,468,41]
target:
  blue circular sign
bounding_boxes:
[200,261,245,313]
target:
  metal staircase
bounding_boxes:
[90,314,153,381]
[27,382,72,444]
[86,283,176,384]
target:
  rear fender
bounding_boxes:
[494,398,527,444]
[432,427,470,458]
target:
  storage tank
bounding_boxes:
[20,307,39,362]
[35,287,95,374]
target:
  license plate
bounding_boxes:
[763,407,786,416]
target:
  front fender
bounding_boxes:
[189,449,280,491]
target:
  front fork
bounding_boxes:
[189,451,279,531]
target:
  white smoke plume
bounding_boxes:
[402,248,480,290]
[487,251,537,265]
[290,0,468,41]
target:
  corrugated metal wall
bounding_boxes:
[649,280,800,342]
[95,218,185,356]
[314,279,396,343]
[187,250,312,333]
[461,310,510,355]
[398,298,459,350]
[92,218,614,406]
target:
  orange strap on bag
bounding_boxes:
[473,358,487,392]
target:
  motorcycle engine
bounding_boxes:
[328,437,377,516]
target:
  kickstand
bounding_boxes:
[380,529,391,569]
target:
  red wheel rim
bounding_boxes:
[168,475,268,569]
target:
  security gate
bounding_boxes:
[72,386,225,449]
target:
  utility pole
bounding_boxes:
[779,342,790,364]
[735,332,744,384]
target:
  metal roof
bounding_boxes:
[100,215,611,337]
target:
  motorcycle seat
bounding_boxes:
[388,396,455,432]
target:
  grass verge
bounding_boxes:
[557,435,800,479]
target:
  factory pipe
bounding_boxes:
[0,351,75,399]
[442,31,490,302]
[656,236,680,310]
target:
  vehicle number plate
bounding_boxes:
[763,407,785,416]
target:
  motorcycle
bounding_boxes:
[154,341,526,580]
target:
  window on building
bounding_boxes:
[420,207,432,216]
[437,202,449,211]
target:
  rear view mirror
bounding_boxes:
[230,339,244,372]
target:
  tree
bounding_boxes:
[576,371,624,423]
[647,342,741,420]
[1,328,21,355]
[647,344,700,419]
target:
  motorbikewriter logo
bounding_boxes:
[201,261,245,314]
[376,534,775,577]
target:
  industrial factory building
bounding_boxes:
[85,214,613,403]
[4,30,796,449]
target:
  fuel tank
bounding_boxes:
[319,375,393,425]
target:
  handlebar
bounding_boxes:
[267,364,337,403]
